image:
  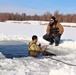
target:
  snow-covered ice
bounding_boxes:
[0,21,76,75]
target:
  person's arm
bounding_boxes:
[34,44,47,52]
[35,45,46,52]
[30,44,46,52]
[57,22,64,35]
[46,24,50,35]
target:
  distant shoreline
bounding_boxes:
[5,21,76,28]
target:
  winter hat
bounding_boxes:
[51,16,56,21]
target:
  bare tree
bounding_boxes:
[0,12,76,22]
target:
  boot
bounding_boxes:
[55,43,59,46]
[49,40,54,45]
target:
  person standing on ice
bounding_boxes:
[28,35,47,57]
[43,16,64,46]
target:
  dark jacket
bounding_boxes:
[46,22,64,36]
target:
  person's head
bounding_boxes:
[32,35,38,43]
[50,16,56,24]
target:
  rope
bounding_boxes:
[45,56,76,67]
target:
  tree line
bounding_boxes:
[0,11,76,22]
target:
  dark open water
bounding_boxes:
[0,41,28,58]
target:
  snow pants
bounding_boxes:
[43,34,61,43]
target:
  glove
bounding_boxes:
[58,34,61,36]
[38,43,41,47]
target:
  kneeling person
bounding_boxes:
[43,16,64,46]
[28,35,47,57]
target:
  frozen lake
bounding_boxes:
[0,21,76,75]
